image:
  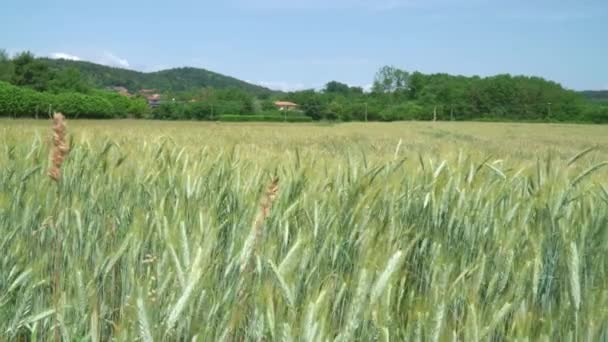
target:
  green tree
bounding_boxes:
[325,100,343,120]
[372,66,410,94]
[216,88,255,114]
[407,71,426,100]
[287,90,327,120]
[261,99,276,111]
[0,49,14,82]
[11,51,51,91]
[324,81,350,95]
[349,86,364,95]
[49,67,91,93]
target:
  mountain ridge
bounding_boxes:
[579,90,608,102]
[41,58,276,96]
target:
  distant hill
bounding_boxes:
[580,90,608,102]
[41,58,275,96]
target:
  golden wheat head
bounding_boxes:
[252,176,280,251]
[260,176,279,218]
[48,112,69,182]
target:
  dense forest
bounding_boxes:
[0,49,606,123]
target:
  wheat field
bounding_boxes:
[1,119,607,341]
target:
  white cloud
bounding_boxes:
[100,51,130,68]
[132,63,169,72]
[257,81,310,92]
[50,52,82,61]
[47,50,133,69]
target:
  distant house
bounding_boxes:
[108,86,132,97]
[274,101,298,111]
[147,94,161,107]
[138,89,162,107]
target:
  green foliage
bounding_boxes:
[181,101,212,120]
[91,91,149,118]
[49,68,91,94]
[53,92,114,118]
[260,99,277,111]
[0,81,53,117]
[151,102,186,120]
[0,81,149,119]
[372,65,410,94]
[214,88,255,114]
[285,90,327,120]
[11,51,51,91]
[380,102,427,121]
[283,66,602,123]
[324,81,351,95]
[0,49,14,82]
[126,98,150,119]
[580,103,608,123]
[149,88,258,120]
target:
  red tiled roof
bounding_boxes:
[274,101,298,107]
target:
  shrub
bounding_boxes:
[92,91,151,118]
[53,92,115,119]
[0,81,54,117]
[379,102,427,121]
[151,103,184,120]
[0,81,149,119]
[184,102,214,120]
[97,92,131,118]
[580,104,608,124]
[215,100,245,115]
[127,98,150,118]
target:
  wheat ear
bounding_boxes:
[48,112,69,182]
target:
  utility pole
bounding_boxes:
[450,104,454,121]
[547,102,552,118]
[364,102,368,122]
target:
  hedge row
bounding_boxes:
[0,81,149,118]
[217,114,313,122]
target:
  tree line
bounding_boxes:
[283,66,607,123]
[1,49,606,123]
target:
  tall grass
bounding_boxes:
[0,120,607,340]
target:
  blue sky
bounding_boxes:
[1,0,606,91]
